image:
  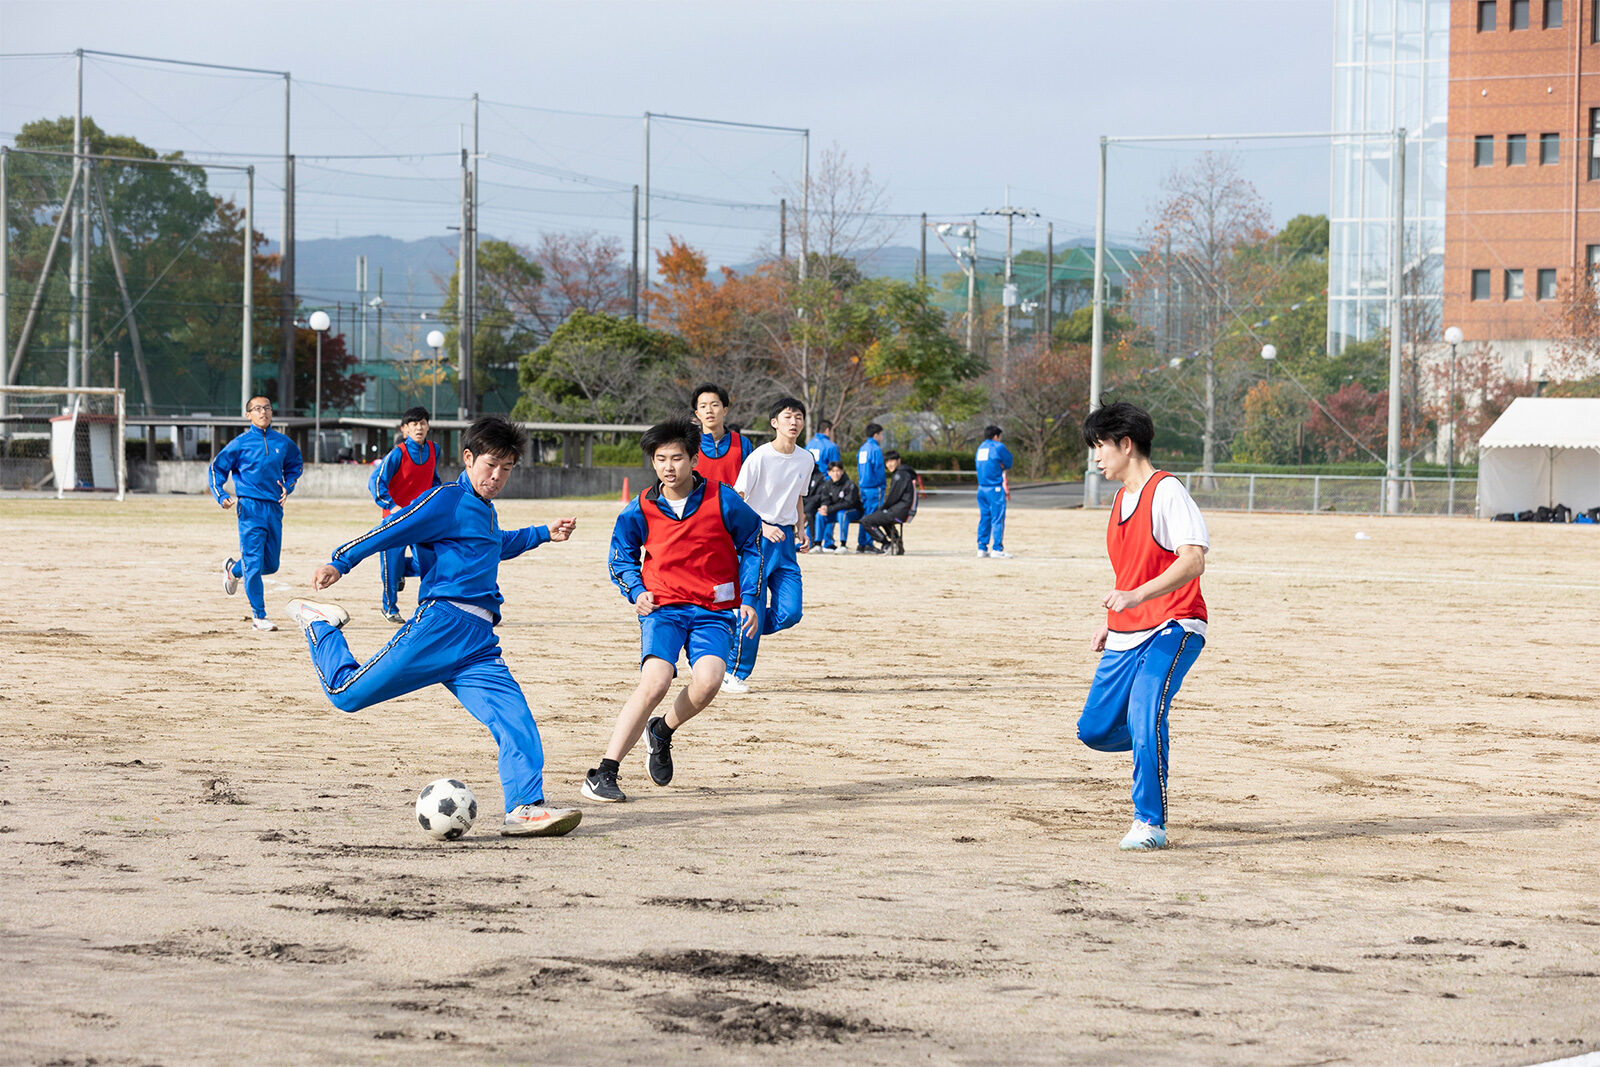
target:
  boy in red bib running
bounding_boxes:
[584,417,764,803]
[1077,402,1209,852]
[368,406,440,622]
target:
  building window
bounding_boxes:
[1507,134,1528,164]
[1475,135,1496,166]
[1540,132,1560,164]
[1538,269,1558,299]
[1505,269,1525,300]
[1591,110,1600,178]
[1511,0,1531,26]
[1546,0,1563,27]
[1472,270,1492,300]
[1588,245,1600,280]
[1480,0,1498,29]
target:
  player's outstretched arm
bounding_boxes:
[330,485,453,575]
[312,563,343,591]
[208,437,237,508]
[546,517,578,542]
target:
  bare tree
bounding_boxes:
[1141,153,1272,473]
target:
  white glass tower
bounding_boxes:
[1329,0,1450,354]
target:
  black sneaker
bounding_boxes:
[644,716,674,786]
[581,766,625,803]
[856,544,883,554]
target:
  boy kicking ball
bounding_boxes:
[585,417,763,803]
[284,415,583,837]
[1076,402,1209,852]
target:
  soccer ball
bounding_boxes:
[415,778,477,840]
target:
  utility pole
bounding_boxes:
[1044,222,1054,341]
[641,112,650,323]
[965,222,977,354]
[242,165,253,414]
[68,49,82,389]
[919,212,927,283]
[0,147,8,432]
[779,198,787,262]
[982,189,1037,387]
[630,184,640,322]
[280,72,295,413]
[458,148,472,420]
[1087,136,1108,508]
[1385,127,1407,515]
[356,255,368,366]
[80,158,93,388]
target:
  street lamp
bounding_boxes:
[309,310,330,463]
[1260,343,1277,374]
[1443,325,1463,480]
[426,329,446,421]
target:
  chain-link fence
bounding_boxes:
[1172,470,1476,516]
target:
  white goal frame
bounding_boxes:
[0,385,127,500]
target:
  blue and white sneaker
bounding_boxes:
[222,558,240,596]
[1119,820,1168,851]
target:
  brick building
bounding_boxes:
[1444,0,1592,374]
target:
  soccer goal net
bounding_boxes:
[0,386,126,499]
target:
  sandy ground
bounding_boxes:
[0,493,1596,1066]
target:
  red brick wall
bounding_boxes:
[1444,0,1600,341]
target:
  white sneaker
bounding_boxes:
[975,548,989,558]
[251,617,278,632]
[989,549,1014,559]
[1119,820,1168,851]
[501,804,582,837]
[382,610,405,624]
[223,558,240,596]
[285,598,351,632]
[721,672,750,695]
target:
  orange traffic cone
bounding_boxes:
[621,476,630,503]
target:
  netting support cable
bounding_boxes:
[9,160,82,384]
[90,161,153,413]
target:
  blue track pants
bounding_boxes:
[230,497,283,619]
[377,545,420,616]
[856,489,883,548]
[976,486,1007,552]
[1076,625,1204,828]
[301,599,547,811]
[811,508,860,549]
[729,525,803,680]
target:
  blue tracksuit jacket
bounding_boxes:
[209,426,303,503]
[329,472,549,621]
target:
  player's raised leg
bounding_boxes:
[445,637,578,837]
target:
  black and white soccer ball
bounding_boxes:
[415,778,477,840]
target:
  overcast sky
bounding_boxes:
[3,0,1335,263]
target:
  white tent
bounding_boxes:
[1476,397,1600,517]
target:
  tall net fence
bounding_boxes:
[2,51,1100,423]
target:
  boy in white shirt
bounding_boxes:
[725,397,815,693]
[1077,402,1209,852]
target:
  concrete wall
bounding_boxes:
[128,461,651,500]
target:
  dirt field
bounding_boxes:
[1,494,1596,1066]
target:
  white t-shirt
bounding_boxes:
[660,492,689,518]
[734,443,815,526]
[1105,475,1210,652]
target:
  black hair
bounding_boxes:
[864,422,883,437]
[818,419,834,433]
[768,396,806,419]
[983,424,1003,439]
[641,416,702,459]
[827,460,844,471]
[462,415,527,461]
[1081,401,1155,457]
[691,382,730,408]
[401,406,431,425]
[884,449,901,461]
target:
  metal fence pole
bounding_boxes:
[1447,476,1455,517]
[1247,473,1256,512]
[1312,475,1320,513]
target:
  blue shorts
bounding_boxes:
[640,602,736,675]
